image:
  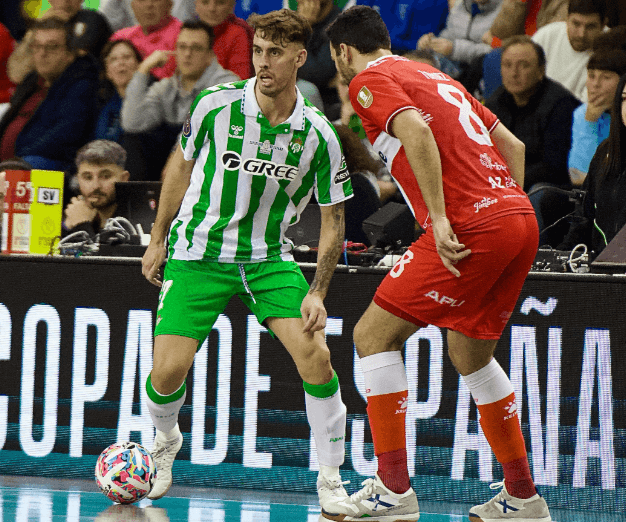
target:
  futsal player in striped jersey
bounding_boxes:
[141,9,353,507]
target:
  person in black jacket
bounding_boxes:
[485,35,581,245]
[558,73,626,257]
[0,17,99,173]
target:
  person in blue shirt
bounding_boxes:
[356,0,448,51]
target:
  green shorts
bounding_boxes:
[154,259,309,342]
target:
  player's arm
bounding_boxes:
[391,109,471,276]
[301,201,345,333]
[491,122,525,188]
[142,146,194,287]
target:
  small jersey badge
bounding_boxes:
[357,86,373,108]
[182,114,192,138]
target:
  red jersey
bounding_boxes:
[349,55,534,231]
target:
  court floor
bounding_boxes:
[0,475,620,522]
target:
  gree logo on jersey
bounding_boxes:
[334,157,350,184]
[220,152,299,180]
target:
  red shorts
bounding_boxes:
[374,213,538,339]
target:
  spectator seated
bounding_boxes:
[100,0,196,32]
[0,22,15,104]
[0,18,99,175]
[121,20,238,180]
[195,0,254,80]
[110,0,182,80]
[485,36,581,246]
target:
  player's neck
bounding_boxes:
[353,49,393,75]
[255,83,298,127]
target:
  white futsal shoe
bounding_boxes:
[317,471,350,512]
[469,482,552,522]
[321,472,419,521]
[147,424,183,500]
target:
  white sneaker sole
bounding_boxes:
[469,515,552,522]
[321,510,419,521]
[147,476,173,500]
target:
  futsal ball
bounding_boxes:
[95,442,156,504]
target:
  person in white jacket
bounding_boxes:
[417,0,503,78]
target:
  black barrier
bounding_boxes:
[0,256,623,512]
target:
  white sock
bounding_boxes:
[360,351,408,397]
[305,388,346,467]
[462,358,513,405]
[146,379,186,433]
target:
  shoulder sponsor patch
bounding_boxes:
[357,86,373,108]
[333,156,350,184]
[182,114,192,138]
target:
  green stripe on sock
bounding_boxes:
[146,374,186,405]
[303,371,339,399]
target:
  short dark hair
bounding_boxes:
[568,0,606,21]
[326,6,391,54]
[31,17,74,53]
[501,35,546,69]
[181,20,215,50]
[598,72,626,180]
[75,140,127,170]
[247,9,311,48]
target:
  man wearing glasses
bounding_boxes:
[0,18,98,172]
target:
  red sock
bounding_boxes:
[477,393,535,499]
[367,390,410,494]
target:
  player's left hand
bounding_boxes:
[142,241,167,287]
[301,292,327,333]
[431,216,471,277]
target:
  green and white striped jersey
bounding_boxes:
[169,78,353,263]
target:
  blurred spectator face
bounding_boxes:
[195,0,235,28]
[104,42,141,94]
[501,43,544,100]
[31,28,75,84]
[176,28,213,79]
[76,162,129,210]
[566,13,604,52]
[131,0,174,29]
[48,0,83,21]
[587,69,620,105]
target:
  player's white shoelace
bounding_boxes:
[349,478,378,503]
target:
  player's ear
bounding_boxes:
[295,47,307,69]
[121,170,130,182]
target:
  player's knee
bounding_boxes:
[150,359,189,394]
[296,342,332,383]
[354,318,376,358]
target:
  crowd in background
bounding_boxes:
[0,0,625,257]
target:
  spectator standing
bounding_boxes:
[295,0,342,114]
[418,0,504,78]
[0,23,15,104]
[110,0,182,80]
[488,0,568,42]
[235,0,283,20]
[121,20,238,180]
[95,40,143,143]
[486,35,581,245]
[0,18,99,172]
[8,0,112,85]
[195,0,254,79]
[100,0,197,32]
[357,0,449,52]
[62,140,130,238]
[568,48,626,186]
[531,0,607,101]
[558,74,626,257]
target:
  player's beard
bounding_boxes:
[336,57,356,84]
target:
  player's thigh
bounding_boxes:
[155,259,237,345]
[354,301,421,357]
[240,260,309,329]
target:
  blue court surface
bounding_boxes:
[0,475,621,522]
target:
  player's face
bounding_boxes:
[195,0,235,28]
[104,42,140,92]
[131,0,173,28]
[252,33,305,98]
[330,44,357,84]
[566,13,603,53]
[501,43,544,100]
[76,163,129,210]
[176,29,213,78]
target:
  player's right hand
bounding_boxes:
[142,241,167,287]
[431,216,471,277]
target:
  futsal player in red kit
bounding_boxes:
[324,6,551,522]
